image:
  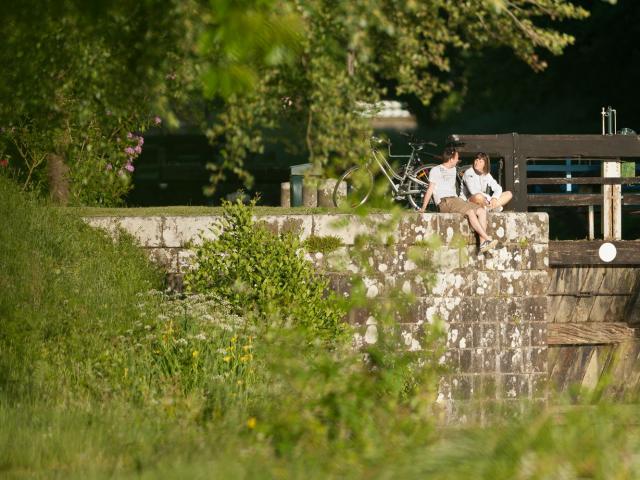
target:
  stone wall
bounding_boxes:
[84,212,550,417]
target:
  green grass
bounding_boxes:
[64,205,404,217]
[4,176,640,478]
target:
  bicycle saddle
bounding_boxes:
[401,132,437,149]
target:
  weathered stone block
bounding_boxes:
[419,296,465,324]
[397,214,438,245]
[437,214,474,245]
[450,374,474,400]
[459,297,483,322]
[429,271,473,297]
[147,247,176,270]
[477,324,499,348]
[459,349,473,371]
[471,270,500,296]
[483,245,527,271]
[258,215,313,238]
[162,216,220,247]
[531,322,547,347]
[520,296,548,323]
[526,347,547,373]
[116,216,164,247]
[530,373,548,399]
[386,273,433,297]
[312,214,394,245]
[447,323,474,349]
[469,348,485,373]
[479,374,498,399]
[499,349,524,373]
[501,374,529,399]
[500,322,530,349]
[483,298,507,323]
[482,349,498,372]
[176,249,196,273]
[520,243,549,270]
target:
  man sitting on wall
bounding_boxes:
[419,146,497,254]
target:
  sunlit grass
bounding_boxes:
[3,176,640,478]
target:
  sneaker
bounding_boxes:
[479,238,498,253]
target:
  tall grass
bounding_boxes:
[2,176,640,479]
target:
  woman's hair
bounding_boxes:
[475,152,490,174]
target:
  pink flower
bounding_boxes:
[125,162,135,172]
[125,147,135,156]
[137,136,144,146]
[127,132,133,139]
[154,116,162,125]
[0,158,8,168]
[106,163,113,171]
[134,145,142,154]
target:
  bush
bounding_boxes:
[184,198,347,343]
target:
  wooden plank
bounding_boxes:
[528,194,603,206]
[623,194,640,205]
[548,322,637,345]
[527,194,640,206]
[549,240,640,266]
[518,135,640,158]
[451,134,640,158]
[446,134,513,155]
[528,177,640,185]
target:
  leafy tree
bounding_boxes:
[206,0,590,191]
[0,0,202,205]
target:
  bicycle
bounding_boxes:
[332,134,441,210]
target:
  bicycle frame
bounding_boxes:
[369,142,426,196]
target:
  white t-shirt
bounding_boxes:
[428,164,458,205]
[460,167,503,201]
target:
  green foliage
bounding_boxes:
[303,234,343,254]
[206,0,589,193]
[0,176,163,400]
[0,1,201,204]
[184,198,347,343]
[5,175,640,478]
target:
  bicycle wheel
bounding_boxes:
[406,164,434,211]
[333,165,374,208]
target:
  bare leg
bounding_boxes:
[489,191,513,210]
[465,209,490,243]
[469,194,487,207]
[497,191,513,207]
[476,205,488,232]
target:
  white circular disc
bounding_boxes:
[598,242,617,263]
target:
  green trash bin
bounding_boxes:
[290,163,312,207]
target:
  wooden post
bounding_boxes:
[280,182,291,208]
[602,159,621,240]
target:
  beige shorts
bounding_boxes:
[438,197,479,215]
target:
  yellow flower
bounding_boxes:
[247,417,257,429]
[242,345,252,351]
[192,350,199,359]
[231,336,237,344]
[223,356,231,362]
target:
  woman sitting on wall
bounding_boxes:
[460,152,512,212]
